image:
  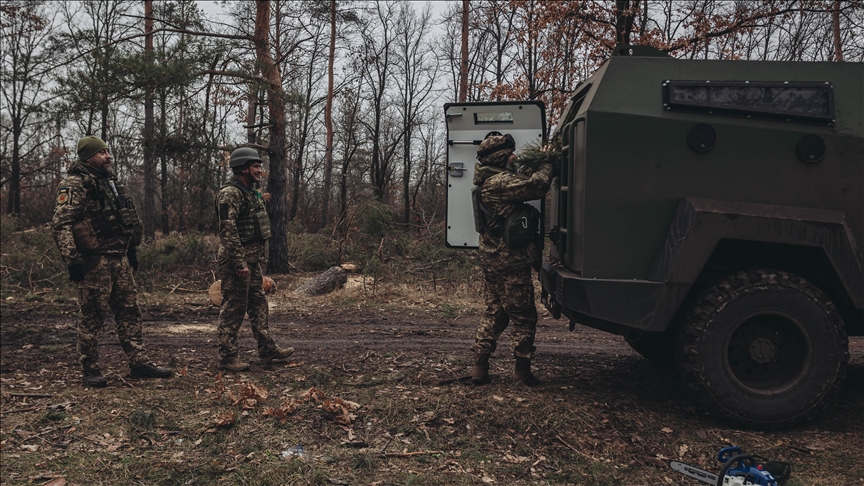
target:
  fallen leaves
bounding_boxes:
[231,383,269,409]
[299,387,326,402]
[322,397,360,426]
[262,399,298,423]
[213,411,236,428]
[644,456,667,468]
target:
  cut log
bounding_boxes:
[296,266,348,296]
[208,276,276,306]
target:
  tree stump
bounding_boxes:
[295,266,349,296]
[208,276,276,306]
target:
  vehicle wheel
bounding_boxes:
[676,269,848,429]
[625,331,676,365]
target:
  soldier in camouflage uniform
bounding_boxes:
[52,136,172,388]
[470,134,553,386]
[215,147,293,372]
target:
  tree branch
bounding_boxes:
[199,70,268,83]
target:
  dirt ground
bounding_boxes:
[1,276,862,485]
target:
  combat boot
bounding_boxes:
[217,358,251,372]
[82,369,107,388]
[470,354,491,385]
[129,363,173,379]
[514,357,541,386]
[259,347,294,364]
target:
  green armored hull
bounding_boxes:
[541,47,863,428]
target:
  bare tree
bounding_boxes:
[319,0,337,231]
[358,0,404,201]
[0,1,60,215]
[253,0,293,273]
[395,2,437,227]
[142,0,157,238]
[459,0,469,102]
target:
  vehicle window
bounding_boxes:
[474,112,513,124]
[663,81,834,125]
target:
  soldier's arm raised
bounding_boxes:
[51,177,86,267]
[488,163,554,204]
[216,187,248,274]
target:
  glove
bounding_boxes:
[127,247,139,272]
[68,264,86,282]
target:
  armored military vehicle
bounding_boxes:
[538,45,863,428]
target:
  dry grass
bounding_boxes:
[1,276,862,486]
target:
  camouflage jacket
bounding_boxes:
[52,161,140,266]
[475,162,553,270]
[215,178,269,273]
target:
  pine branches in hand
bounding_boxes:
[514,140,562,177]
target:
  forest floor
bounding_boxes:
[1,274,862,485]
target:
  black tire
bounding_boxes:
[676,269,848,429]
[625,331,676,365]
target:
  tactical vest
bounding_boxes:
[472,164,540,248]
[222,180,272,244]
[78,172,143,246]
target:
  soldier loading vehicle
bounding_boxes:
[539,46,862,428]
[443,50,862,428]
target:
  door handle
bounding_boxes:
[448,163,465,177]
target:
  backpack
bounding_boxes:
[473,186,540,248]
[502,203,541,248]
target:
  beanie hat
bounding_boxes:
[477,134,515,167]
[77,136,109,162]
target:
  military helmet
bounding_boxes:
[477,134,515,166]
[229,147,263,168]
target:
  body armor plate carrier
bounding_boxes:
[224,180,272,244]
[472,164,540,248]
[80,174,143,246]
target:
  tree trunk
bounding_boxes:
[7,118,21,214]
[459,0,469,102]
[295,266,348,295]
[403,128,411,227]
[615,0,634,46]
[159,92,169,235]
[832,0,843,62]
[246,82,257,144]
[160,153,169,234]
[142,0,157,239]
[319,0,337,231]
[255,0,291,274]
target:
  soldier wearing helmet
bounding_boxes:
[214,147,293,372]
[51,136,172,387]
[469,134,553,386]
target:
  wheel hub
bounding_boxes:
[749,337,776,364]
[727,312,809,393]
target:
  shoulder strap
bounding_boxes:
[231,179,249,193]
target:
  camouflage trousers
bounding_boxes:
[217,261,277,362]
[76,254,149,372]
[471,263,538,359]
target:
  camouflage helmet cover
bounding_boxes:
[229,147,263,168]
[476,134,515,166]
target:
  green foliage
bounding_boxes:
[138,231,216,271]
[333,208,477,287]
[284,202,477,289]
[1,212,479,297]
[515,139,562,177]
[287,221,340,272]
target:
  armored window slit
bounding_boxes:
[662,81,835,126]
